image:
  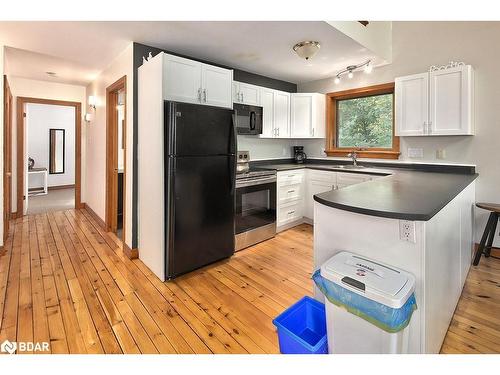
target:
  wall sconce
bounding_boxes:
[85,113,92,123]
[88,95,96,110]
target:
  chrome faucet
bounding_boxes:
[347,152,358,167]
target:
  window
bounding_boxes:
[326,83,400,159]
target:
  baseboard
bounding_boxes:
[48,184,75,191]
[474,243,500,257]
[83,203,106,231]
[123,242,139,260]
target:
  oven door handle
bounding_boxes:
[236,177,276,188]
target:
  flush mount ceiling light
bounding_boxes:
[293,41,321,60]
[334,60,372,84]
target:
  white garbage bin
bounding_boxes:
[316,251,416,354]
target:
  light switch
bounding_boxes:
[436,149,446,159]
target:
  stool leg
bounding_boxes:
[473,212,496,266]
[485,213,498,257]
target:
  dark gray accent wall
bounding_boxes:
[131,42,297,248]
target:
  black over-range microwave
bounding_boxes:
[234,103,263,135]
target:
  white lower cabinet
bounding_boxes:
[277,168,383,230]
[306,180,334,219]
[336,172,372,189]
[277,170,304,229]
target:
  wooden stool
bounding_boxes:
[473,203,500,266]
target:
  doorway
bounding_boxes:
[105,76,127,243]
[16,97,82,216]
[3,76,13,246]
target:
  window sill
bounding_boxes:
[325,149,401,160]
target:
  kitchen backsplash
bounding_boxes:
[237,136,327,160]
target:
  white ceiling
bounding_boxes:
[0,21,386,86]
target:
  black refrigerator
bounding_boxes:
[164,101,236,279]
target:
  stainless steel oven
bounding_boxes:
[235,170,276,251]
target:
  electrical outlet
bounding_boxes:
[408,148,423,158]
[399,220,416,243]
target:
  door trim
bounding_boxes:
[3,76,13,247]
[105,76,127,242]
[16,97,82,216]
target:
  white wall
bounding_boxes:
[26,103,75,188]
[299,21,500,246]
[7,77,86,213]
[85,43,133,248]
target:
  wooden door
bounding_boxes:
[201,63,233,108]
[3,76,12,243]
[164,54,202,104]
[429,65,473,135]
[106,76,127,239]
[395,72,429,136]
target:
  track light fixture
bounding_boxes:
[334,60,372,84]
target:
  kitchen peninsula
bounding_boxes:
[307,161,477,354]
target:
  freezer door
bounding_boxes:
[166,155,235,278]
[165,101,236,156]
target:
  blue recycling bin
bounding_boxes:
[272,296,328,354]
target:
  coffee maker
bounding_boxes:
[293,146,307,164]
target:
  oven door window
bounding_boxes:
[235,182,276,234]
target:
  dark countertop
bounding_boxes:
[254,161,478,221]
[255,163,393,176]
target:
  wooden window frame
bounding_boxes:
[325,82,400,159]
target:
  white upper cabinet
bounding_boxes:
[202,64,233,108]
[429,65,474,135]
[233,82,260,105]
[260,88,275,138]
[164,54,203,104]
[274,91,290,138]
[395,73,429,136]
[163,53,233,108]
[395,65,474,136]
[290,93,326,138]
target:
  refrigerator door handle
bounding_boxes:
[230,113,237,195]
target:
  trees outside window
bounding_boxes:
[326,83,400,159]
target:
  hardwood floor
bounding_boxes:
[0,209,498,354]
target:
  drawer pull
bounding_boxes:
[287,190,295,193]
[288,210,295,215]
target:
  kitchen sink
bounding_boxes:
[335,165,366,169]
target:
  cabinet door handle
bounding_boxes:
[428,121,432,134]
[241,92,244,102]
[312,128,315,137]
[198,88,202,102]
[288,210,295,215]
[287,190,295,193]
[203,89,207,102]
[277,128,280,137]
[423,121,427,134]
